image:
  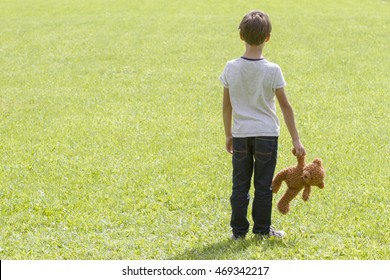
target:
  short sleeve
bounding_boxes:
[219,64,229,88]
[272,65,286,91]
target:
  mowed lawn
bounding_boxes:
[0,0,389,259]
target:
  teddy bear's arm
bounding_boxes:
[272,169,288,193]
[297,155,305,168]
[302,184,311,201]
[292,148,306,169]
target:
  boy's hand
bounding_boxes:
[292,139,306,157]
[226,136,233,154]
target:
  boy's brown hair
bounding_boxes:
[239,10,272,46]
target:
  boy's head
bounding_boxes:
[239,10,272,46]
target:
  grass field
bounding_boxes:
[0,0,389,259]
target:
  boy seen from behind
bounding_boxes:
[220,10,306,239]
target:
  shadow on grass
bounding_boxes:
[171,236,291,260]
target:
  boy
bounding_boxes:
[220,10,305,239]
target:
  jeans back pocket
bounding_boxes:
[255,137,277,159]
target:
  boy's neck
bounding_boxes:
[243,42,265,60]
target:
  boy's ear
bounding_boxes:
[239,32,244,41]
[265,34,271,42]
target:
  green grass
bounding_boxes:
[0,0,389,259]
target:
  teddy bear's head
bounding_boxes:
[302,159,325,188]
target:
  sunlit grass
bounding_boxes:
[0,0,389,259]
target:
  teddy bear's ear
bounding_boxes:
[313,158,323,166]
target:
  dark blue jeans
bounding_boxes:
[230,137,278,237]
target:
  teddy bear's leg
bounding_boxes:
[277,188,301,214]
[272,170,287,194]
[302,185,311,201]
[277,200,290,215]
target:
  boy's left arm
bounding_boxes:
[275,87,306,157]
[222,87,233,154]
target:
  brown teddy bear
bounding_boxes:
[272,149,326,214]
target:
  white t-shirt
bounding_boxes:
[220,57,286,137]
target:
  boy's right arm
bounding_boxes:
[222,87,233,154]
[275,87,306,157]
